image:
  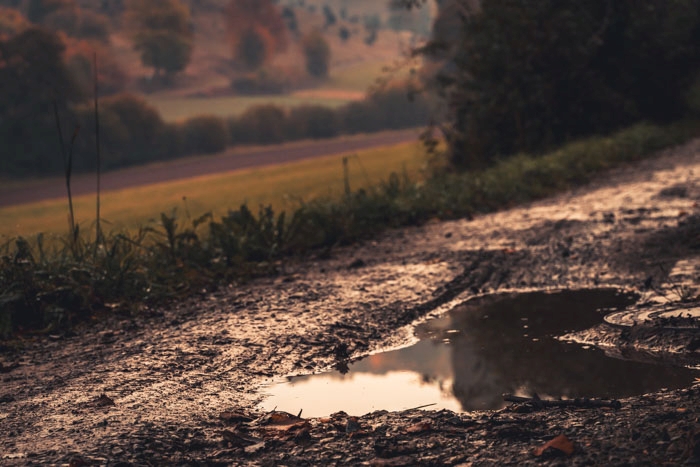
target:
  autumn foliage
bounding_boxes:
[64,39,128,95]
[225,0,288,69]
[0,7,29,38]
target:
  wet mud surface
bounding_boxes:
[2,140,700,465]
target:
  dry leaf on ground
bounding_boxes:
[533,434,575,457]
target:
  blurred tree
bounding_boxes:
[0,27,84,175]
[0,6,30,37]
[236,26,273,70]
[363,14,381,45]
[43,6,111,42]
[65,38,128,95]
[281,6,298,35]
[302,30,330,78]
[225,0,287,70]
[25,0,75,23]
[125,0,193,81]
[387,0,431,36]
[322,4,336,28]
[397,0,700,168]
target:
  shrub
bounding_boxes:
[339,100,382,134]
[75,93,167,169]
[286,105,339,140]
[181,115,230,154]
[230,104,287,144]
[156,123,186,160]
[369,84,431,130]
[235,26,273,70]
[301,30,331,78]
[436,0,700,168]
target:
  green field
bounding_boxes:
[147,94,353,122]
[147,60,410,122]
[0,140,431,239]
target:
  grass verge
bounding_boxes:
[0,139,429,238]
[1,120,698,337]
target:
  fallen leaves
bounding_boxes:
[219,410,312,451]
[405,421,432,434]
[219,410,253,424]
[533,434,575,457]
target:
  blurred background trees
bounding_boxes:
[302,30,331,78]
[225,0,288,71]
[0,27,84,175]
[125,0,193,83]
[400,0,700,169]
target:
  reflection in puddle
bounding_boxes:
[261,289,700,417]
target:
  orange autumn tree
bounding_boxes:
[225,0,287,70]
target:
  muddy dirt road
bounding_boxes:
[0,129,420,208]
[1,139,700,465]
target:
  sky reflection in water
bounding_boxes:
[261,289,700,417]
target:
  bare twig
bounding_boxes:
[405,403,437,411]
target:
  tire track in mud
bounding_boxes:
[2,138,700,464]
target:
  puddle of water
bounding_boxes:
[260,289,700,417]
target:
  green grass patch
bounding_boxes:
[147,94,353,122]
[2,120,698,337]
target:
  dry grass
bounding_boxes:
[0,140,431,239]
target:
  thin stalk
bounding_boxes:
[94,52,102,245]
[342,156,351,196]
[53,100,76,241]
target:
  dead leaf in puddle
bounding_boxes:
[406,421,433,434]
[533,434,575,457]
[219,411,253,424]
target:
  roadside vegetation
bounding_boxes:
[0,139,429,238]
[3,0,700,337]
[1,120,698,337]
